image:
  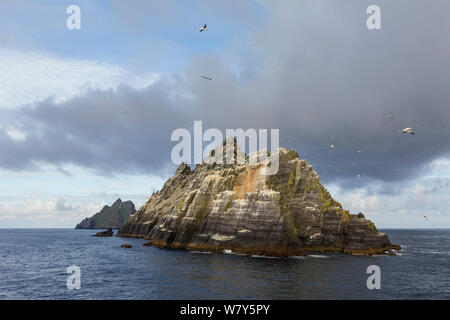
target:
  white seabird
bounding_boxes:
[200,24,207,32]
[402,128,415,135]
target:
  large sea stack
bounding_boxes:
[76,199,136,229]
[118,139,399,257]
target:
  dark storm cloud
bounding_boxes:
[1,0,449,186]
[184,0,450,184]
[0,77,198,175]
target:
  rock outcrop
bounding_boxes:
[118,140,399,257]
[94,228,114,237]
[76,199,136,229]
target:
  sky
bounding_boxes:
[0,0,449,228]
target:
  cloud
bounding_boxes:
[0,74,196,174]
[56,197,79,211]
[0,197,105,228]
[0,49,159,109]
[341,189,381,213]
[329,177,450,228]
[5,127,27,142]
[0,0,449,190]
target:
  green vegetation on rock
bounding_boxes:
[76,199,136,229]
[116,143,396,257]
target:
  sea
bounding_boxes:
[0,229,448,300]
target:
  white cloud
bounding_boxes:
[425,158,450,177]
[0,49,159,109]
[6,127,27,141]
[342,189,380,213]
[328,174,450,228]
[0,197,106,227]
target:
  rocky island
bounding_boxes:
[76,198,136,230]
[118,140,400,257]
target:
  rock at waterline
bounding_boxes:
[94,228,113,237]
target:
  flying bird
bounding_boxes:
[402,127,415,135]
[200,24,207,32]
[424,215,429,221]
[201,75,212,80]
[330,144,335,150]
[383,113,394,120]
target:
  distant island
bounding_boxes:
[76,198,136,229]
[117,139,400,257]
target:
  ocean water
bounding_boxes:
[0,229,448,300]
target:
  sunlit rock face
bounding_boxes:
[118,139,398,257]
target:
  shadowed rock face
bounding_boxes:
[118,141,399,257]
[94,228,114,237]
[76,199,136,229]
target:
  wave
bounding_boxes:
[222,249,247,256]
[308,255,329,259]
[250,255,280,259]
[189,250,213,254]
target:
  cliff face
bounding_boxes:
[76,199,136,229]
[118,141,398,256]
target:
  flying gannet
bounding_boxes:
[402,128,415,135]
